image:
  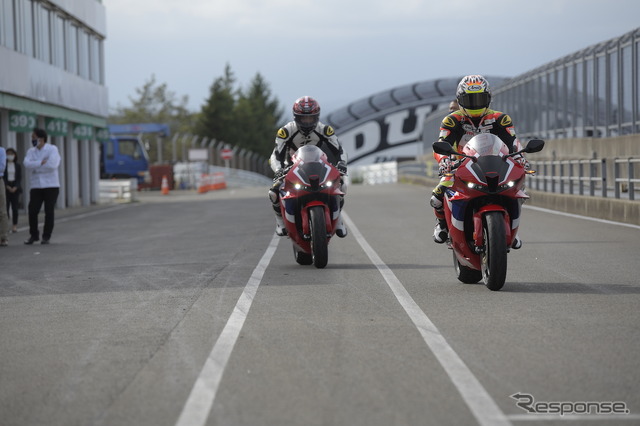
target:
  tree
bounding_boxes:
[195,63,238,147]
[109,74,196,163]
[234,72,285,158]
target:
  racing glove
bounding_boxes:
[513,155,531,171]
[336,160,348,175]
[438,157,453,176]
[273,167,288,182]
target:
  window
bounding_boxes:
[0,0,16,49]
[50,12,64,67]
[89,34,102,83]
[65,21,77,73]
[14,0,34,56]
[77,28,89,78]
[34,2,51,63]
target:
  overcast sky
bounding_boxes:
[104,0,640,116]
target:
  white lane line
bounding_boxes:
[342,212,511,426]
[524,205,640,230]
[175,233,280,426]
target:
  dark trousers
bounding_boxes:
[6,190,20,226]
[28,187,59,240]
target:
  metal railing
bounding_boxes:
[396,157,640,201]
[526,157,640,200]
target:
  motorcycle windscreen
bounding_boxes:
[463,133,510,157]
[469,156,510,187]
[296,162,330,186]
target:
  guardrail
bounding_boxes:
[397,156,640,201]
[528,157,640,200]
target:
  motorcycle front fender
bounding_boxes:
[300,201,333,237]
[472,205,512,248]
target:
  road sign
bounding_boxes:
[221,148,233,161]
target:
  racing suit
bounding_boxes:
[431,109,527,246]
[268,121,348,237]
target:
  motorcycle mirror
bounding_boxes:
[524,139,545,153]
[432,141,456,156]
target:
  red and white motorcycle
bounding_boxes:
[279,145,345,268]
[432,134,544,290]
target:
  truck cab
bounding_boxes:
[100,136,150,183]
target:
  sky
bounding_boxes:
[104,0,640,117]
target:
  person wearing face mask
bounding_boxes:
[3,147,22,234]
[23,128,61,245]
[0,145,8,246]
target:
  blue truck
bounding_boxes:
[100,123,169,183]
[99,136,150,183]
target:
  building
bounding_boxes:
[0,0,107,208]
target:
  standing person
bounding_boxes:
[4,148,22,234]
[23,128,61,245]
[0,145,8,246]
[268,96,348,237]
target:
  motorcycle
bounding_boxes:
[279,145,345,268]
[432,134,544,291]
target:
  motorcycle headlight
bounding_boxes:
[294,183,303,190]
[465,181,484,190]
[498,181,516,190]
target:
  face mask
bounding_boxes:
[32,139,38,147]
[7,155,14,161]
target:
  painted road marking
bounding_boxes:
[343,211,511,426]
[175,233,280,426]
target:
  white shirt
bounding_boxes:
[23,143,61,188]
[6,162,15,181]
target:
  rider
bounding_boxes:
[269,96,348,237]
[430,75,529,248]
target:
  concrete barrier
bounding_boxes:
[99,179,137,203]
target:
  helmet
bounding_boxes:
[293,96,320,135]
[456,75,491,118]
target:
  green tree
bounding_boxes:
[234,72,285,158]
[109,74,196,163]
[196,63,238,147]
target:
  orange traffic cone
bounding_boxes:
[161,175,170,195]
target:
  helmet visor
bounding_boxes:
[294,114,319,132]
[458,92,490,110]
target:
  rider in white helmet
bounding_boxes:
[430,75,529,248]
[268,96,348,237]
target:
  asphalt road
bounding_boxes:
[1,183,639,426]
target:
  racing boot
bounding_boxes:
[430,192,448,244]
[511,234,522,249]
[433,219,448,244]
[275,214,287,236]
[335,214,348,238]
[269,187,287,236]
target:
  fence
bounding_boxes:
[528,157,640,200]
[395,156,640,201]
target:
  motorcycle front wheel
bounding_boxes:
[309,206,328,269]
[481,211,508,291]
